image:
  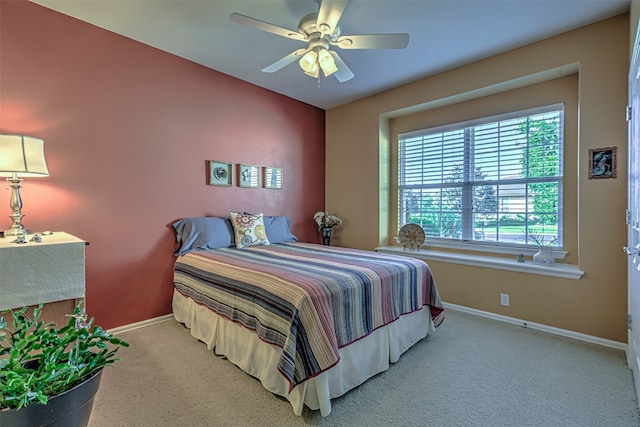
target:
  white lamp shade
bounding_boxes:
[0,135,49,177]
[299,50,318,73]
[304,61,320,78]
[318,49,337,77]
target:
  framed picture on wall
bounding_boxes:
[208,160,233,186]
[264,167,283,189]
[588,146,617,179]
[239,164,260,188]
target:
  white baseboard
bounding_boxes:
[107,305,627,353]
[107,313,174,335]
[444,302,627,352]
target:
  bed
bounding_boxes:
[171,215,444,416]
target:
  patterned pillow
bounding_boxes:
[230,212,270,249]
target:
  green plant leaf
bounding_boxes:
[0,301,129,411]
[37,392,48,405]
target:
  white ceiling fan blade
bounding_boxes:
[261,49,307,73]
[230,13,306,41]
[335,33,409,50]
[329,51,354,82]
[316,0,348,35]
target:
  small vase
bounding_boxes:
[533,246,555,264]
[321,227,332,246]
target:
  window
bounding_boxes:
[398,104,564,248]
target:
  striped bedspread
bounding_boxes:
[173,243,444,391]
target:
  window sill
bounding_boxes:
[416,238,568,260]
[376,246,584,280]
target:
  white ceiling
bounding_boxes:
[31,0,629,110]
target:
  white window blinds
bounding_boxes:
[398,104,564,247]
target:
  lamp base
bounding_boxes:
[3,227,30,237]
[5,176,31,238]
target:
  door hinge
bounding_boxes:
[627,105,632,122]
[629,313,633,330]
[627,209,632,225]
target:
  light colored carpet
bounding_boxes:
[88,309,639,427]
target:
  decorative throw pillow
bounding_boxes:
[230,212,270,249]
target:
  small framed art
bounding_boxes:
[208,161,233,186]
[239,164,260,188]
[588,147,617,179]
[264,167,283,189]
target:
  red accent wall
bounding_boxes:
[0,0,326,329]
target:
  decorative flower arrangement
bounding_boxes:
[313,211,342,230]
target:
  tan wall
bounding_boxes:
[326,14,629,342]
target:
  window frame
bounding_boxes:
[397,103,565,252]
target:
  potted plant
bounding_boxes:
[0,302,129,427]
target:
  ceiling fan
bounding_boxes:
[229,0,409,83]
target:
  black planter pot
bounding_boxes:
[0,368,103,427]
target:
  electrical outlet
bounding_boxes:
[500,293,510,307]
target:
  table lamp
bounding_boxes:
[0,135,49,236]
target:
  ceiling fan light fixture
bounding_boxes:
[304,62,320,78]
[318,48,337,76]
[231,0,410,85]
[321,65,337,77]
[299,50,318,73]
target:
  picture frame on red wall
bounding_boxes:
[239,164,260,188]
[264,167,283,189]
[208,160,233,186]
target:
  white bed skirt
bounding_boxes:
[172,289,434,416]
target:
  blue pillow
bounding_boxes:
[172,217,235,255]
[263,216,298,244]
